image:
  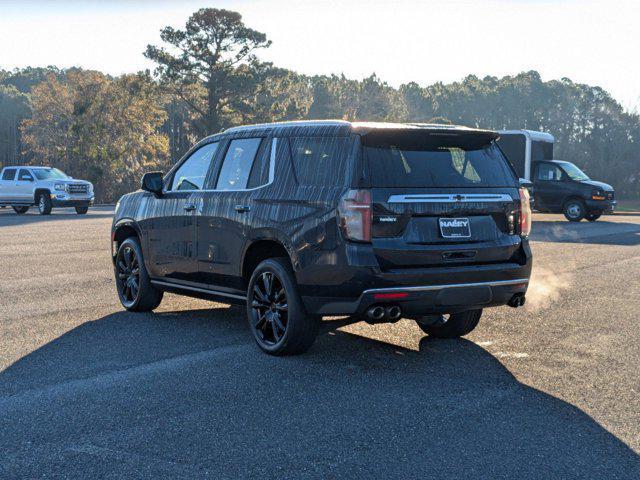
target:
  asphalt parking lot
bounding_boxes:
[1,206,639,479]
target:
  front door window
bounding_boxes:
[170,142,219,191]
[536,163,562,181]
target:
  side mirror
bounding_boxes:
[518,178,533,189]
[141,171,164,197]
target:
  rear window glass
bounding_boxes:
[216,138,262,190]
[246,138,272,189]
[290,136,351,186]
[2,168,16,181]
[365,140,516,188]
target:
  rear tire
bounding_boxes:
[12,206,29,214]
[416,309,482,338]
[585,213,601,222]
[563,199,585,222]
[115,237,163,312]
[75,206,89,215]
[37,193,52,215]
[247,257,319,355]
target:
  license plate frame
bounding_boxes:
[439,217,471,239]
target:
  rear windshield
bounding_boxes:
[364,137,517,188]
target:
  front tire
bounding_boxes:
[563,199,586,222]
[12,206,29,214]
[115,237,163,312]
[416,309,482,338]
[75,206,89,215]
[247,258,319,355]
[37,193,52,215]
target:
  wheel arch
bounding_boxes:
[562,195,586,208]
[241,237,294,289]
[111,219,143,262]
[33,188,51,203]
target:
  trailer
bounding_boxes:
[497,130,554,180]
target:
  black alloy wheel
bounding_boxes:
[116,243,141,308]
[114,237,163,312]
[246,258,319,355]
[415,309,483,338]
[251,271,289,346]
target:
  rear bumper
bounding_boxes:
[303,277,529,316]
[299,241,532,316]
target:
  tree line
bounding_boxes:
[1,8,638,201]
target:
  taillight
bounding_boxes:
[519,187,532,237]
[338,189,372,242]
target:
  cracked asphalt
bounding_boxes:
[0,206,639,479]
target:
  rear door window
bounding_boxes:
[216,138,263,191]
[290,136,351,186]
[365,139,516,188]
[2,168,16,181]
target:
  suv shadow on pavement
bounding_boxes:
[1,307,639,478]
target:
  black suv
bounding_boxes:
[111,121,532,355]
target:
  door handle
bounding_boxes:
[183,203,196,212]
[235,205,251,213]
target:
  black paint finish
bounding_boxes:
[112,121,532,316]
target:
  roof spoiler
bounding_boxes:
[359,127,499,146]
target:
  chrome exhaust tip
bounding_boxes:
[386,305,402,321]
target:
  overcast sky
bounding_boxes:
[1,0,638,111]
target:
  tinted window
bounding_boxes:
[536,163,562,181]
[366,141,516,188]
[216,138,262,190]
[2,168,16,181]
[246,138,272,189]
[290,136,351,186]
[18,169,34,181]
[171,142,219,191]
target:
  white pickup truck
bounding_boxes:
[0,166,94,215]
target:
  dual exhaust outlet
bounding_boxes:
[366,293,527,322]
[365,304,402,323]
[507,293,526,308]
